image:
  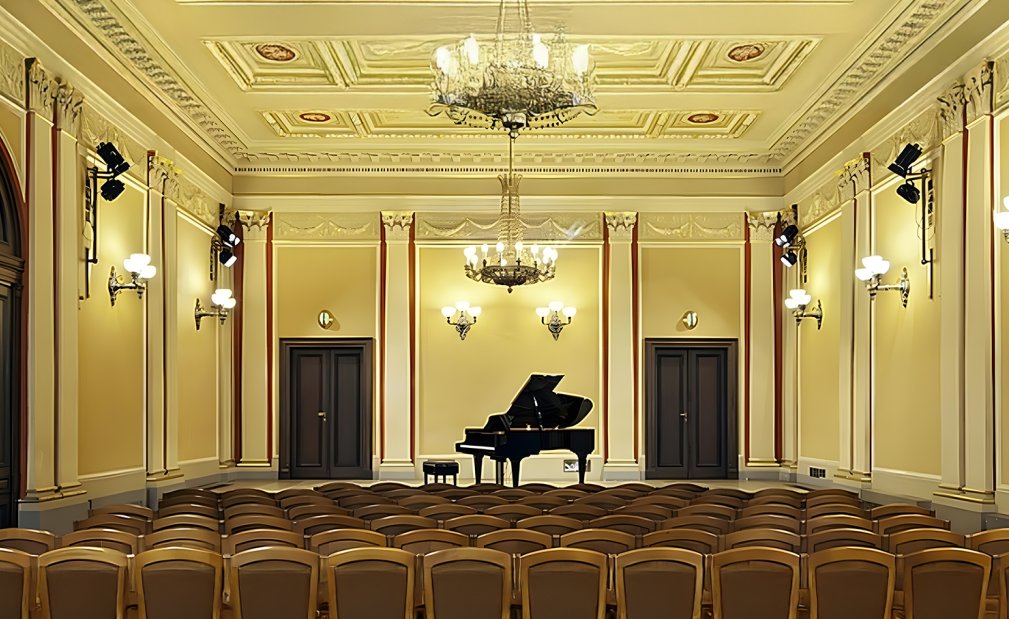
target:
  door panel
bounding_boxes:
[654,351,688,475]
[332,352,361,470]
[291,350,329,478]
[0,287,12,527]
[690,350,727,477]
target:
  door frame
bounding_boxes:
[0,136,23,524]
[279,338,373,479]
[644,339,739,479]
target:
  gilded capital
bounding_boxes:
[147,151,181,199]
[937,81,967,139]
[839,153,871,197]
[604,212,637,240]
[381,211,414,240]
[54,81,83,136]
[747,212,778,242]
[965,60,994,124]
[25,58,57,123]
[238,210,272,240]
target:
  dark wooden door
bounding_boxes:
[0,284,13,526]
[646,341,737,480]
[282,340,372,479]
[0,145,22,527]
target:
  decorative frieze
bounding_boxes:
[638,212,744,242]
[54,82,84,137]
[839,153,871,201]
[414,212,602,242]
[798,183,842,229]
[25,58,57,123]
[275,213,379,241]
[604,212,637,241]
[746,212,778,242]
[174,175,219,229]
[0,41,24,105]
[147,152,181,200]
[964,60,994,124]
[81,106,146,183]
[937,81,967,139]
[869,107,942,186]
[995,53,1009,110]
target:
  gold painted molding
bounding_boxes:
[0,40,23,105]
[638,212,744,242]
[275,212,379,241]
[414,212,602,242]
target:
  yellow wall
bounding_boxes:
[640,246,742,338]
[276,246,378,338]
[798,217,841,462]
[872,188,941,475]
[417,245,602,456]
[77,183,146,476]
[175,215,219,462]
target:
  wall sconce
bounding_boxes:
[441,301,481,340]
[195,288,237,330]
[784,289,823,329]
[993,196,1009,242]
[681,310,698,330]
[536,301,576,341]
[855,255,910,307]
[108,253,156,306]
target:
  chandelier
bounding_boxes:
[428,0,596,135]
[463,135,557,292]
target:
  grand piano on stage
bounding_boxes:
[455,374,594,487]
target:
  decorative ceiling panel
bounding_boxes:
[207,36,816,92]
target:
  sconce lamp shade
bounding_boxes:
[211,288,237,309]
[468,306,482,318]
[455,300,470,312]
[536,307,550,318]
[861,255,890,276]
[994,205,1009,231]
[562,306,576,318]
[123,253,156,279]
[854,268,874,282]
[549,300,564,312]
[441,306,456,318]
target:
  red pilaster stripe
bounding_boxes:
[232,215,244,464]
[50,125,59,485]
[601,222,610,462]
[631,220,640,462]
[961,121,969,482]
[266,217,274,463]
[772,219,784,463]
[743,214,752,464]
[989,113,997,482]
[378,221,387,461]
[160,192,168,473]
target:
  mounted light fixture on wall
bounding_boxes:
[108,253,156,306]
[784,289,823,329]
[889,143,935,298]
[993,197,1009,242]
[210,204,241,281]
[536,301,576,341]
[441,301,481,340]
[195,288,237,330]
[84,142,131,298]
[775,207,807,280]
[855,255,910,307]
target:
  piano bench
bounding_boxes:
[423,460,460,485]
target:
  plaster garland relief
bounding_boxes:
[638,212,744,242]
[415,212,602,242]
[869,107,942,187]
[0,41,24,106]
[275,212,378,241]
[995,53,1009,110]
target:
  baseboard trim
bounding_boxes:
[602,463,643,481]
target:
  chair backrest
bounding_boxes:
[0,548,33,619]
[152,514,220,533]
[676,504,736,520]
[326,547,415,619]
[75,514,149,536]
[549,504,607,522]
[419,504,479,521]
[224,504,286,521]
[516,484,558,493]
[393,530,469,555]
[371,516,439,537]
[320,488,368,501]
[90,504,155,522]
[876,515,951,536]
[629,495,688,510]
[869,504,933,520]
[230,547,319,619]
[221,489,273,501]
[520,548,607,619]
[61,529,139,555]
[614,547,704,619]
[968,529,1009,557]
[434,489,476,501]
[309,529,388,555]
[804,494,863,510]
[641,528,721,554]
[751,488,804,502]
[369,482,412,494]
[158,494,219,511]
[491,489,535,501]
[458,495,509,511]
[225,515,293,536]
[383,489,428,501]
[223,529,304,555]
[659,516,730,536]
[805,528,882,553]
[887,529,966,555]
[723,529,802,553]
[710,547,800,619]
[519,496,569,511]
[275,488,327,501]
[314,482,361,494]
[135,547,223,619]
[747,494,804,509]
[286,504,349,521]
[808,547,894,619]
[38,547,130,619]
[704,489,751,502]
[568,483,606,493]
[587,515,656,537]
[444,515,512,538]
[611,505,674,522]
[484,504,543,524]
[518,515,584,537]
[162,488,218,504]
[466,484,506,493]
[739,504,802,520]
[293,515,366,538]
[0,528,57,555]
[423,548,512,619]
[352,505,413,521]
[543,489,589,501]
[804,503,866,520]
[805,515,873,536]
[614,483,656,495]
[157,503,221,519]
[221,494,277,510]
[649,486,699,500]
[475,530,553,556]
[730,515,801,535]
[597,488,642,500]
[142,528,222,553]
[398,495,450,510]
[902,548,991,619]
[559,529,636,555]
[278,495,333,510]
[689,495,743,510]
[338,494,393,510]
[805,488,859,502]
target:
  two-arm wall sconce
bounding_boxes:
[441,301,481,340]
[855,255,910,307]
[993,197,1009,242]
[195,288,237,330]
[108,253,156,306]
[536,301,576,341]
[784,289,823,329]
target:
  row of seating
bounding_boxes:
[0,542,997,619]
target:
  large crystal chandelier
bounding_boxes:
[428,0,596,135]
[463,135,557,293]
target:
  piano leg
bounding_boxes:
[472,454,483,484]
[576,453,589,485]
[509,457,522,487]
[495,460,505,486]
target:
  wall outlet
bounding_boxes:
[808,466,827,479]
[563,460,590,473]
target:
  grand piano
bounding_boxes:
[455,374,594,487]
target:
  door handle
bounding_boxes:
[680,411,688,421]
[318,411,327,421]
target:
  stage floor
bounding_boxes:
[210,479,803,492]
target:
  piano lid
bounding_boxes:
[487,374,593,430]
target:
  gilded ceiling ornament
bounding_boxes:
[299,112,332,123]
[255,43,297,62]
[687,113,720,125]
[728,44,766,62]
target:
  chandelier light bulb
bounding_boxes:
[532,35,549,69]
[531,244,540,256]
[435,46,451,71]
[481,243,489,255]
[463,35,480,64]
[496,242,505,253]
[469,306,482,318]
[549,300,564,312]
[572,45,590,75]
[464,246,477,257]
[455,300,470,312]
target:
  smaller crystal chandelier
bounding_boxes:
[441,301,481,340]
[536,301,576,340]
[463,136,557,293]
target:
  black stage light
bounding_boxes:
[97,142,130,177]
[781,251,799,268]
[775,224,799,248]
[217,224,241,246]
[219,248,237,267]
[100,178,125,201]
[896,181,921,204]
[888,143,923,178]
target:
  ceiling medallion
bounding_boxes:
[299,112,332,123]
[255,43,297,62]
[428,0,597,136]
[687,113,720,124]
[727,44,766,63]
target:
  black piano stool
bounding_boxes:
[423,460,459,485]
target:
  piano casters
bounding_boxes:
[536,301,576,340]
[441,301,482,340]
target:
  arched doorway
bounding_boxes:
[0,138,24,527]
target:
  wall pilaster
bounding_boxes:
[844,155,872,482]
[746,211,778,467]
[380,211,414,479]
[238,210,272,466]
[604,212,638,479]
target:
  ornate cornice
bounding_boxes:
[276,213,378,241]
[604,212,637,240]
[638,212,744,242]
[746,212,778,242]
[964,60,994,124]
[798,182,842,229]
[0,41,24,105]
[937,81,967,139]
[54,81,84,136]
[174,174,219,228]
[147,152,181,198]
[25,58,57,122]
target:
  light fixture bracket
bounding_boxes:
[793,299,823,330]
[108,265,147,306]
[194,298,231,331]
[866,267,911,308]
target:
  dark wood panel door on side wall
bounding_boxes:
[282,339,372,479]
[645,340,737,480]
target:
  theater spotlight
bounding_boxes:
[887,143,923,178]
[219,247,237,268]
[217,224,241,247]
[210,204,240,280]
[896,181,921,204]
[781,250,799,268]
[84,142,132,299]
[775,225,800,248]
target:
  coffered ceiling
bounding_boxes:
[42,0,975,175]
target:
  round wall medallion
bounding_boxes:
[687,113,720,124]
[299,112,332,123]
[255,43,297,62]
[727,44,766,63]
